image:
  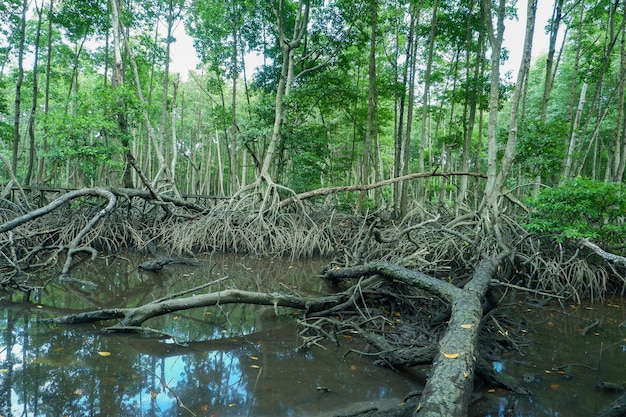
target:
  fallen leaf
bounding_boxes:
[443,352,459,359]
[460,324,472,329]
[487,388,496,393]
[250,356,259,361]
[250,365,260,369]
[550,384,560,390]
[73,389,83,395]
[97,351,111,357]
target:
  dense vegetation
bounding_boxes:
[1,2,626,416]
[1,0,624,292]
[0,0,623,204]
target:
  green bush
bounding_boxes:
[524,178,626,249]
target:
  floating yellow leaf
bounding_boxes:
[36,305,43,309]
[150,391,158,399]
[73,389,84,395]
[463,372,469,378]
[487,388,496,393]
[550,384,560,390]
[443,352,459,359]
[97,351,111,357]
[228,403,235,407]
[460,324,472,329]
[544,370,552,374]
[250,365,260,369]
[172,316,179,321]
[250,356,259,361]
[0,369,8,373]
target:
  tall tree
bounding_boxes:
[11,0,27,176]
[357,0,378,212]
[24,0,44,185]
[480,0,506,214]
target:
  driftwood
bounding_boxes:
[278,171,487,209]
[323,257,511,417]
[51,289,349,328]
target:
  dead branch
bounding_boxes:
[323,254,510,417]
[50,289,349,328]
[277,171,487,209]
[580,238,626,267]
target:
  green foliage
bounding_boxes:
[524,178,626,248]
[44,85,137,181]
[517,120,568,178]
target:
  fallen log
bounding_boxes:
[50,289,349,328]
[323,256,511,417]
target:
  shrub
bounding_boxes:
[524,178,625,250]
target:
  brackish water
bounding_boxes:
[1,252,624,416]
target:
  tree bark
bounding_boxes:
[52,289,348,328]
[322,255,509,417]
[357,0,378,212]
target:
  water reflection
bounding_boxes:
[0,253,419,417]
[1,253,624,416]
[471,298,626,417]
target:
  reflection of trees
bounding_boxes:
[0,255,349,416]
[0,308,16,416]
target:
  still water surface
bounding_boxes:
[0,252,624,416]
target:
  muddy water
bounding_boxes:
[0,252,624,416]
[472,297,626,417]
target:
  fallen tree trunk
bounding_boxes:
[323,256,509,417]
[51,289,348,328]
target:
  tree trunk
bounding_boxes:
[37,0,54,184]
[24,0,43,186]
[540,0,565,121]
[417,0,439,203]
[457,1,483,212]
[563,82,588,178]
[259,0,310,181]
[400,1,421,217]
[481,0,506,213]
[357,0,378,212]
[12,0,27,176]
[494,0,537,195]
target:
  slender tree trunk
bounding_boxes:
[230,22,239,194]
[417,0,439,203]
[357,0,378,212]
[541,0,564,121]
[457,0,482,211]
[494,0,537,195]
[481,0,506,213]
[25,0,44,186]
[400,1,421,217]
[613,25,626,181]
[259,0,309,180]
[563,82,588,178]
[37,0,54,183]
[12,0,27,176]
